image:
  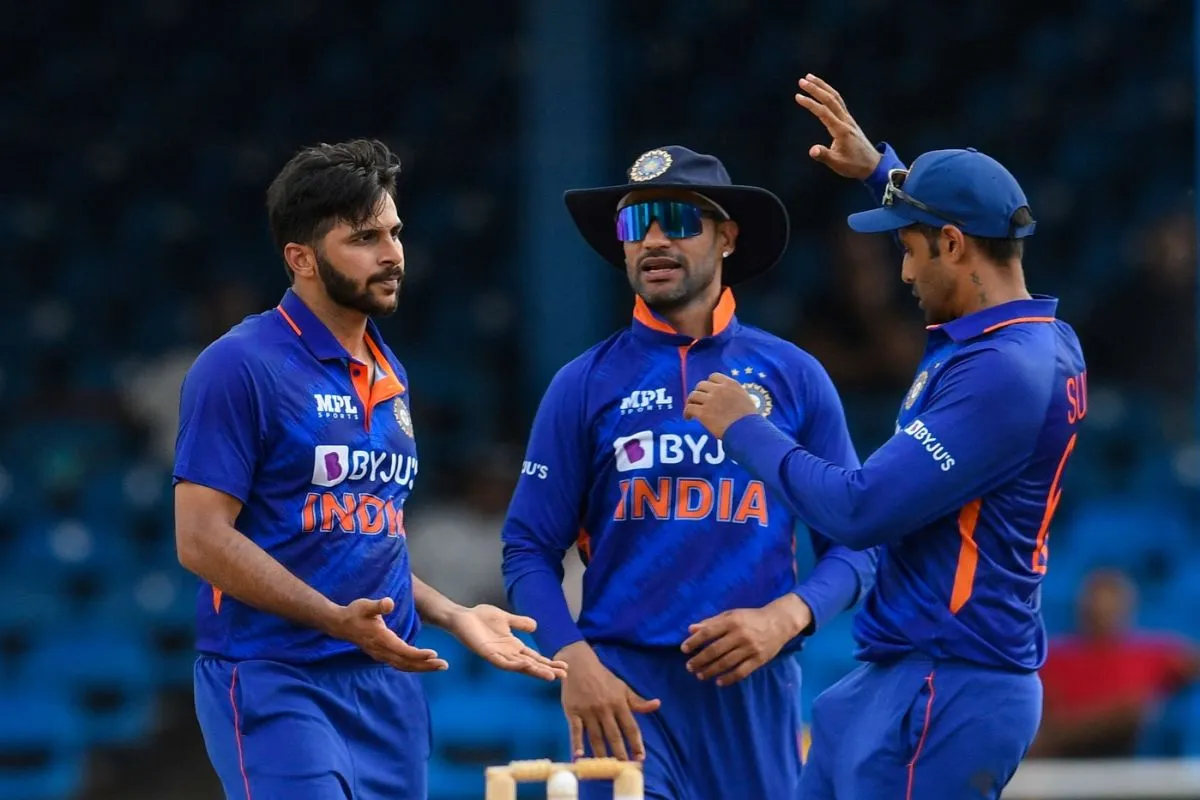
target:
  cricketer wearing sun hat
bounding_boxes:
[682,75,1088,799]
[501,145,876,800]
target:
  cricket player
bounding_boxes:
[500,145,877,800]
[173,138,565,800]
[683,75,1087,798]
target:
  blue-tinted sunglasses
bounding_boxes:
[615,200,723,242]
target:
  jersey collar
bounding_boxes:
[276,289,397,373]
[630,287,740,346]
[926,295,1059,342]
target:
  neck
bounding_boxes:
[661,281,723,340]
[293,284,370,359]
[958,260,1032,317]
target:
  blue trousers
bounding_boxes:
[801,655,1042,799]
[194,654,430,799]
[580,644,804,800]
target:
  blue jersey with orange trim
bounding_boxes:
[724,294,1087,672]
[173,289,421,663]
[501,290,877,659]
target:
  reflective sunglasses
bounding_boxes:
[615,200,721,242]
[883,168,964,226]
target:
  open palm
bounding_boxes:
[450,604,568,682]
[794,73,880,180]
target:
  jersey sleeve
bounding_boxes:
[787,356,878,629]
[723,346,1048,550]
[173,340,267,505]
[501,360,591,657]
[864,142,908,203]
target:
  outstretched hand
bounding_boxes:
[794,73,881,180]
[447,604,568,682]
[331,597,450,672]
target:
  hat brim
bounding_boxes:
[564,183,790,286]
[846,207,918,233]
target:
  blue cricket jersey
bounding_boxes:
[722,147,1087,673]
[501,289,877,659]
[173,289,421,663]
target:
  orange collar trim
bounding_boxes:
[632,288,736,339]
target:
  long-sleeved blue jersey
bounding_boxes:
[501,290,877,659]
[721,147,1086,673]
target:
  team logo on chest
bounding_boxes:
[905,370,929,410]
[730,367,773,417]
[393,397,414,438]
[742,382,774,416]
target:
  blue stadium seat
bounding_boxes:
[93,567,198,687]
[1137,680,1200,758]
[413,626,474,699]
[1179,687,1200,757]
[427,690,567,800]
[1053,498,1192,585]
[20,627,156,747]
[0,690,86,800]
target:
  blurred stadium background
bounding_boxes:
[2,0,1196,798]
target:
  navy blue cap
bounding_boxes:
[848,148,1036,239]
[564,146,791,285]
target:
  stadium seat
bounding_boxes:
[1138,684,1200,758]
[20,627,157,748]
[427,691,567,800]
[413,626,474,699]
[1053,498,1192,586]
[0,690,86,800]
[1178,688,1200,757]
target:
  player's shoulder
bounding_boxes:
[948,329,1056,396]
[548,328,638,388]
[733,322,834,381]
[187,309,290,382]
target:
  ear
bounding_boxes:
[717,220,739,258]
[284,242,317,279]
[941,225,967,263]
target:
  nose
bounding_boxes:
[900,255,915,284]
[641,219,671,249]
[381,234,405,268]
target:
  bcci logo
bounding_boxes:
[742,382,774,417]
[393,398,414,438]
[905,370,929,410]
[629,149,672,182]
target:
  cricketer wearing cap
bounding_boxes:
[501,146,877,800]
[685,75,1087,799]
[173,139,565,800]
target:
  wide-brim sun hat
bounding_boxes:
[564,146,790,286]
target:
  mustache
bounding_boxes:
[371,268,404,283]
[636,251,688,270]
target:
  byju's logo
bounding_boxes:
[619,388,673,415]
[311,446,418,488]
[613,431,655,472]
[312,445,350,486]
[315,394,360,419]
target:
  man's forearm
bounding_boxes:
[177,523,341,635]
[508,569,584,657]
[412,575,467,628]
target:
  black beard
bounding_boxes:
[316,254,401,317]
